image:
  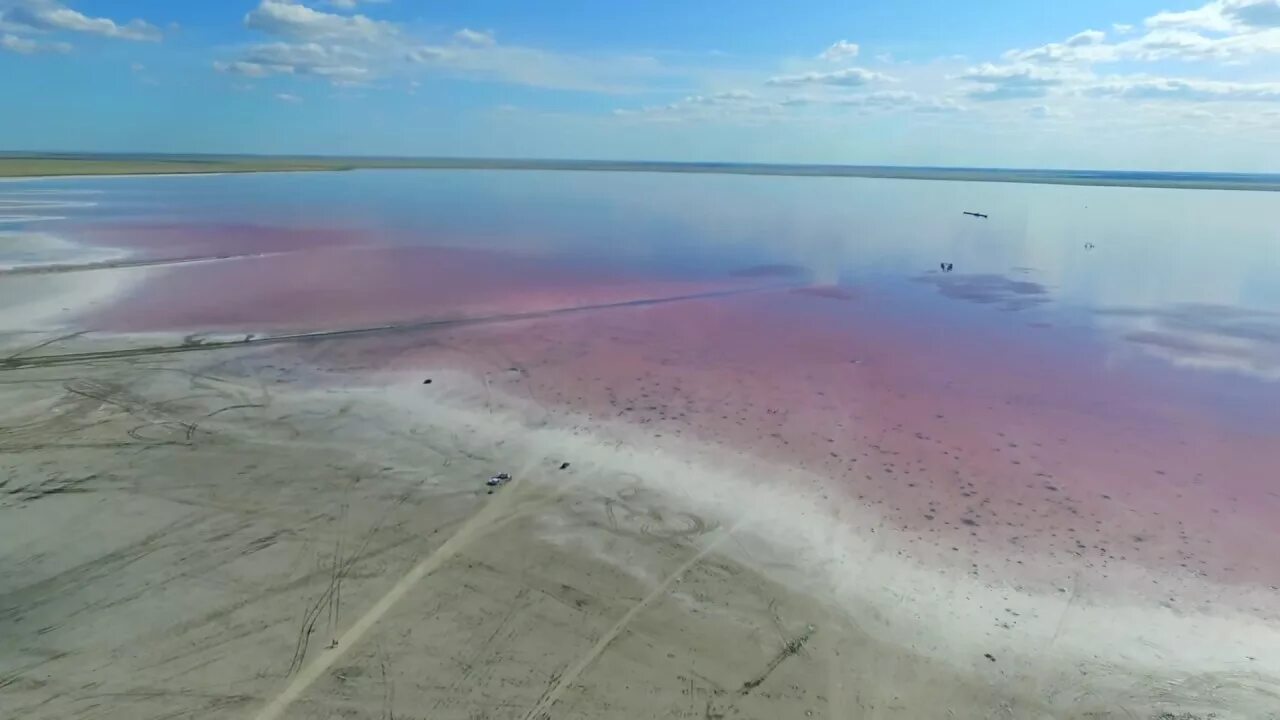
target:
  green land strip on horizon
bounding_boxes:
[2,153,1278,191]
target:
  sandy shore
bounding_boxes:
[2,333,1278,719]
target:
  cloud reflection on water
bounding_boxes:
[1100,304,1280,381]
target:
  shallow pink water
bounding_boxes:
[83,225,765,333]
[74,221,1280,600]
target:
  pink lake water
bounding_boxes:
[5,169,1280,603]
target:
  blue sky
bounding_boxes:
[2,0,1279,169]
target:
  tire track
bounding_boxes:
[251,464,537,720]
[520,521,741,720]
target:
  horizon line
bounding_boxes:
[2,152,1278,191]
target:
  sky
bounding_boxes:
[2,0,1280,170]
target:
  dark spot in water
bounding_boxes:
[731,263,805,278]
[792,286,858,301]
[915,273,1051,312]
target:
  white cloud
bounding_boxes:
[1003,31,1118,64]
[765,67,894,87]
[244,0,397,43]
[1,31,33,52]
[695,90,758,102]
[454,28,495,47]
[1113,23,1135,34]
[1026,104,1070,119]
[325,0,388,8]
[819,40,860,61]
[1084,75,1280,101]
[840,90,964,113]
[614,90,783,123]
[405,45,450,63]
[637,88,961,120]
[1128,28,1224,59]
[1006,2,1280,66]
[214,41,372,84]
[1065,29,1107,46]
[213,60,272,78]
[222,1,669,93]
[843,89,919,105]
[0,0,160,41]
[1146,4,1235,32]
[1228,0,1280,27]
[960,63,1078,100]
[1147,0,1280,32]
[0,30,65,53]
[0,30,68,52]
[130,61,144,71]
[406,40,670,93]
[275,92,302,103]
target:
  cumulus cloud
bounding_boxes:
[1146,0,1280,32]
[411,41,668,93]
[767,90,961,115]
[0,30,66,53]
[819,39,860,61]
[1005,1,1280,68]
[214,41,372,84]
[275,92,302,103]
[1021,27,1280,63]
[834,90,963,112]
[765,67,893,87]
[1,31,33,51]
[0,0,160,41]
[1084,75,1280,101]
[1026,104,1069,119]
[221,1,667,93]
[614,90,781,122]
[244,0,397,43]
[1228,0,1280,27]
[960,63,1074,100]
[213,59,271,77]
[405,45,450,63]
[222,2,404,86]
[913,97,966,113]
[1146,5,1234,32]
[1004,30,1118,64]
[454,28,495,47]
[1065,29,1107,46]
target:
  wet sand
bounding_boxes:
[3,196,1280,718]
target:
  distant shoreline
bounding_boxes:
[2,154,1278,191]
